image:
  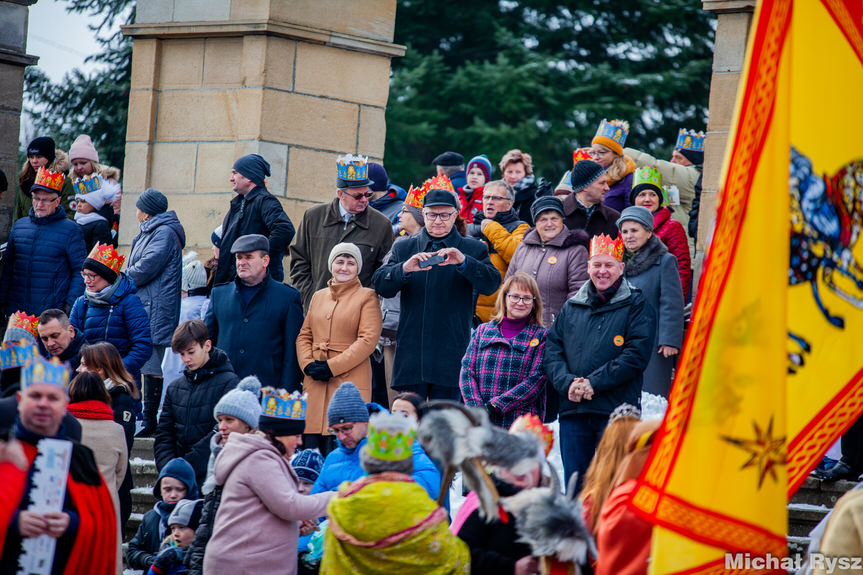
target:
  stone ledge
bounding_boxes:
[0,48,37,67]
[702,0,757,13]
[122,20,406,59]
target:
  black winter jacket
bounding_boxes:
[544,279,656,417]
[215,186,295,284]
[373,228,501,388]
[126,507,162,570]
[184,484,223,575]
[205,277,304,391]
[153,347,239,484]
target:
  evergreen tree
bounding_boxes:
[24,0,133,169]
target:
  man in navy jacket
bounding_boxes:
[206,234,303,390]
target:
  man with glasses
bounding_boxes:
[373,189,501,401]
[0,168,86,320]
[291,154,394,311]
[214,154,295,285]
[468,179,530,322]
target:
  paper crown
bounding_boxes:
[33,167,65,193]
[633,166,669,206]
[573,148,592,165]
[73,173,102,196]
[593,119,629,150]
[590,233,624,261]
[86,243,125,274]
[336,154,369,183]
[676,129,705,152]
[405,175,455,209]
[21,354,71,389]
[366,412,416,461]
[261,388,307,421]
[0,343,38,370]
[509,414,554,457]
[7,311,38,338]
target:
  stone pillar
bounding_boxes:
[695,0,756,290]
[120,0,405,255]
[0,0,37,242]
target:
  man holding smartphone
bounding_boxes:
[373,189,501,401]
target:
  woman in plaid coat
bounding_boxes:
[460,272,548,428]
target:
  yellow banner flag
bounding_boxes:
[630,1,863,572]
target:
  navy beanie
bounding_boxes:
[154,457,199,500]
[136,188,168,216]
[367,163,389,193]
[677,148,704,166]
[233,154,271,188]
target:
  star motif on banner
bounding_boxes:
[720,415,787,489]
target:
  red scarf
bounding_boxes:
[67,400,114,420]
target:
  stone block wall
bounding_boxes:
[120,0,403,255]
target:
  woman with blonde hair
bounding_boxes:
[590,119,637,213]
[460,272,548,427]
[579,404,641,535]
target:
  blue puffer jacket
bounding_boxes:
[0,206,86,316]
[69,273,153,383]
[126,211,186,347]
[310,436,442,500]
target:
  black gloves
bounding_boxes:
[305,360,334,382]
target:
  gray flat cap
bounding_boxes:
[230,234,269,254]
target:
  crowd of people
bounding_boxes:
[0,121,707,574]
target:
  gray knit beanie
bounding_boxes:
[327,382,369,426]
[136,188,168,216]
[182,260,207,292]
[214,376,262,429]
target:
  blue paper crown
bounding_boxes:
[21,354,71,389]
[676,129,705,152]
[261,388,307,420]
[0,343,38,370]
[336,154,369,183]
[73,174,103,196]
[595,119,628,148]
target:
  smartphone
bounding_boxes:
[418,254,447,268]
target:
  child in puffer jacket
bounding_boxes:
[148,499,203,575]
[127,458,199,571]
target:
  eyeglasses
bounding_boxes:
[483,195,509,202]
[423,211,455,221]
[327,423,355,436]
[506,294,535,304]
[341,189,373,200]
[80,272,99,281]
[32,196,59,205]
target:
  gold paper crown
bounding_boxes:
[676,129,705,152]
[261,388,307,420]
[73,173,102,195]
[86,243,125,274]
[0,343,38,370]
[573,148,592,165]
[7,311,38,338]
[365,412,416,462]
[590,233,624,261]
[336,154,369,183]
[405,175,455,209]
[21,354,71,389]
[509,414,554,457]
[33,167,65,193]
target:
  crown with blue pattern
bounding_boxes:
[73,173,102,196]
[0,343,38,370]
[593,119,629,152]
[21,354,71,389]
[336,154,372,188]
[261,388,307,421]
[676,129,705,152]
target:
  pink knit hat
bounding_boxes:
[68,135,99,163]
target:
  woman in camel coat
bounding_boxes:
[297,243,382,449]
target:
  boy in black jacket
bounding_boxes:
[153,319,239,486]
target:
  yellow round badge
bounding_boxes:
[529,338,540,347]
[613,335,624,346]
[547,256,558,265]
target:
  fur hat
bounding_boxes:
[327,382,369,426]
[214,376,262,429]
[328,242,363,274]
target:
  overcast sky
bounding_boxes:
[27,0,104,82]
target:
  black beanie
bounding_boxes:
[27,137,56,165]
[259,415,305,436]
[570,160,606,193]
[233,154,271,189]
[136,188,168,216]
[677,148,704,166]
[83,258,118,285]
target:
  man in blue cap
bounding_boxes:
[213,154,295,284]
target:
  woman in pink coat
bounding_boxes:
[203,391,333,575]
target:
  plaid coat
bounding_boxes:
[459,320,548,428]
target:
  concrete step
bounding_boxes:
[131,436,154,460]
[132,486,156,515]
[125,512,143,543]
[131,458,158,488]
[787,502,829,538]
[791,476,858,507]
